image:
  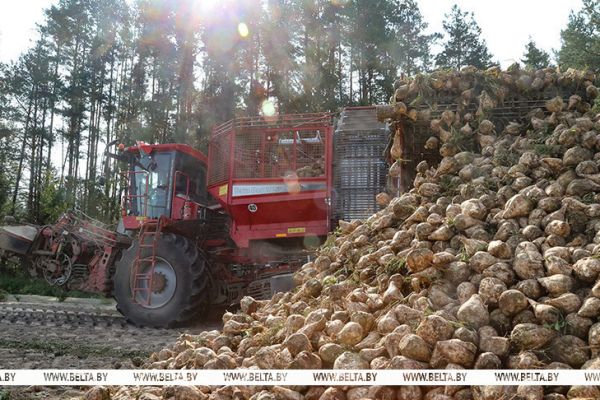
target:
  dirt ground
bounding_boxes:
[0,295,223,400]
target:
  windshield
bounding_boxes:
[130,152,173,219]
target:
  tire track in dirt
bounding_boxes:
[0,295,223,399]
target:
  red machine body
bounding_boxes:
[207,113,333,249]
[121,143,210,231]
[1,107,388,327]
[119,113,335,266]
[106,114,338,324]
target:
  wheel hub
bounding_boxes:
[151,272,167,293]
[132,257,177,309]
[43,253,72,286]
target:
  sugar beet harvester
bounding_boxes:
[0,108,388,327]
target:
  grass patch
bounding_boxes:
[0,338,149,360]
[0,271,101,300]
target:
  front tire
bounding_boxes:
[114,233,209,327]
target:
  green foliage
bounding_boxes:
[346,0,399,104]
[545,314,567,334]
[592,96,600,114]
[439,174,460,197]
[493,147,519,167]
[322,275,337,286]
[0,270,101,299]
[558,0,600,71]
[385,257,406,275]
[38,171,69,225]
[533,144,560,157]
[0,169,8,200]
[583,192,595,204]
[322,226,342,249]
[388,0,440,76]
[447,126,476,151]
[435,5,494,69]
[258,318,286,346]
[458,247,470,263]
[522,38,551,69]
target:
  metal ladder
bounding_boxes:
[131,216,164,306]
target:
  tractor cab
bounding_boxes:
[121,143,211,231]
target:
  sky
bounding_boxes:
[0,0,584,66]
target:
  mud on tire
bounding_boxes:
[113,233,209,328]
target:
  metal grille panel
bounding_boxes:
[208,131,231,185]
[333,107,389,221]
[233,129,326,179]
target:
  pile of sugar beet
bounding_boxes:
[88,65,600,400]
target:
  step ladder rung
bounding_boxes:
[131,217,167,307]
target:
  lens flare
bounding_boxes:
[303,235,321,250]
[261,100,276,117]
[283,172,301,194]
[238,22,249,38]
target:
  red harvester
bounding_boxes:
[0,107,389,327]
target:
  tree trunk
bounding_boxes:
[27,86,40,218]
[11,91,34,215]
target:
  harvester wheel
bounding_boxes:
[113,233,210,328]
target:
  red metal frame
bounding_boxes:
[121,144,207,229]
[121,170,149,219]
[119,113,334,260]
[211,113,333,137]
[207,113,334,249]
[131,216,165,306]
[35,211,129,294]
[171,170,197,220]
[126,143,207,164]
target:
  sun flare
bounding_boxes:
[237,22,249,38]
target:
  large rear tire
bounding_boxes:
[113,233,209,327]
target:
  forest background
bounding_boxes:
[0,0,598,225]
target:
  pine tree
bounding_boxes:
[261,0,302,114]
[435,4,493,70]
[522,38,551,69]
[388,0,438,76]
[0,63,13,215]
[347,0,397,104]
[558,0,600,70]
